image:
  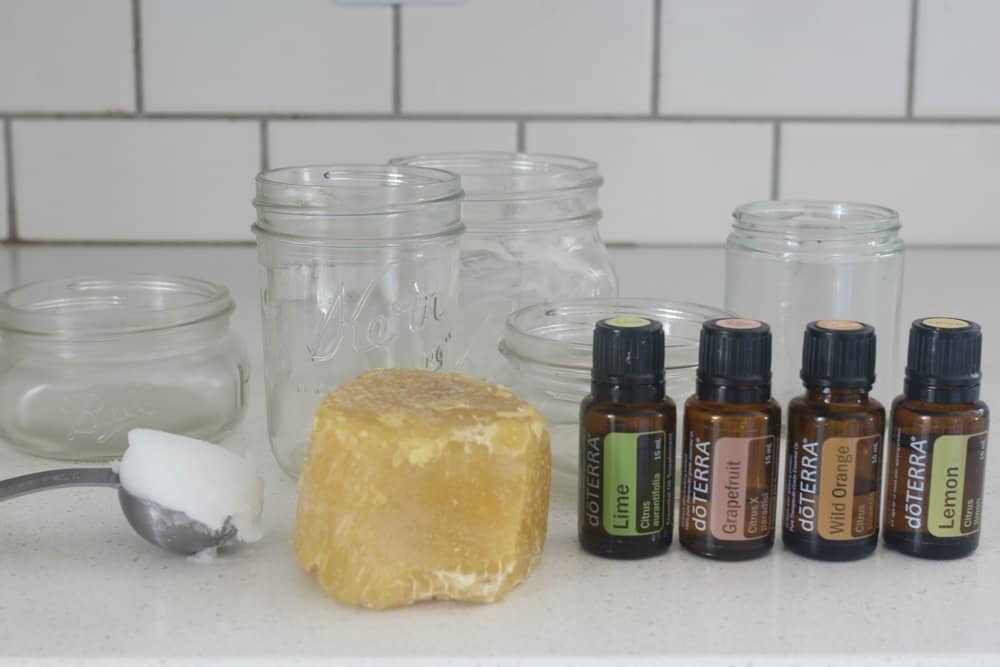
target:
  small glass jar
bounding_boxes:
[253,165,463,477]
[390,152,618,380]
[499,298,731,472]
[0,275,248,461]
[725,201,904,407]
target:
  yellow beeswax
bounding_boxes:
[295,368,551,609]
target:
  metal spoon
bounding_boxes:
[0,468,237,555]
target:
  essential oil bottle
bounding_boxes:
[883,317,989,559]
[579,316,675,559]
[783,320,885,561]
[679,318,781,560]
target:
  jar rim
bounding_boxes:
[732,200,901,238]
[501,298,733,374]
[253,164,464,242]
[0,274,235,338]
[389,151,602,201]
[255,164,462,210]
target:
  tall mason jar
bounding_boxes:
[390,152,617,380]
[725,201,904,408]
[253,166,463,476]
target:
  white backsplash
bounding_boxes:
[1,0,998,244]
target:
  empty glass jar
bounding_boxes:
[725,200,904,407]
[499,298,731,472]
[390,152,618,380]
[0,275,248,461]
[253,165,463,476]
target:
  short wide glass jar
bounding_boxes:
[725,201,904,406]
[499,298,731,472]
[0,275,249,461]
[253,165,464,477]
[390,152,618,380]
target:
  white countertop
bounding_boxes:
[1,245,998,666]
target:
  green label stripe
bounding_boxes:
[929,434,971,537]
[602,431,666,536]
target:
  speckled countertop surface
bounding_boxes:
[0,245,997,666]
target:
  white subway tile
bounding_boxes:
[659,0,910,117]
[0,0,133,112]
[914,0,1000,116]
[269,121,516,166]
[527,121,772,244]
[781,123,1000,244]
[143,0,391,113]
[14,120,259,241]
[402,0,652,114]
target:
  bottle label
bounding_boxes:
[817,436,880,540]
[888,430,987,536]
[785,434,881,540]
[602,431,667,536]
[928,433,986,538]
[708,436,775,541]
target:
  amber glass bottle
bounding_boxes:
[579,316,675,559]
[679,318,781,560]
[884,317,989,559]
[783,320,885,561]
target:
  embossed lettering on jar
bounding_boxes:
[253,165,464,477]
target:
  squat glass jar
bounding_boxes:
[390,152,618,380]
[725,201,904,407]
[253,165,463,477]
[0,275,248,461]
[499,298,731,472]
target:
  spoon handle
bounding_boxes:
[0,468,119,502]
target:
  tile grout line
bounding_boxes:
[769,122,781,200]
[905,0,919,117]
[131,0,145,113]
[3,120,18,242]
[392,4,402,114]
[259,120,269,172]
[7,112,1000,124]
[516,121,526,152]
[5,239,1000,250]
[2,240,258,248]
[650,0,663,115]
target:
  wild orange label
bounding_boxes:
[818,436,880,540]
[785,434,881,540]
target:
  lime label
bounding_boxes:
[929,433,987,537]
[602,431,667,536]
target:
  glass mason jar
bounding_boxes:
[724,201,904,407]
[253,165,463,477]
[390,152,618,380]
[499,298,731,473]
[0,275,248,461]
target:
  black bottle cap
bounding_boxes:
[801,320,876,389]
[904,317,982,403]
[696,318,772,404]
[592,316,665,387]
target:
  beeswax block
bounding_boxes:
[295,368,551,609]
